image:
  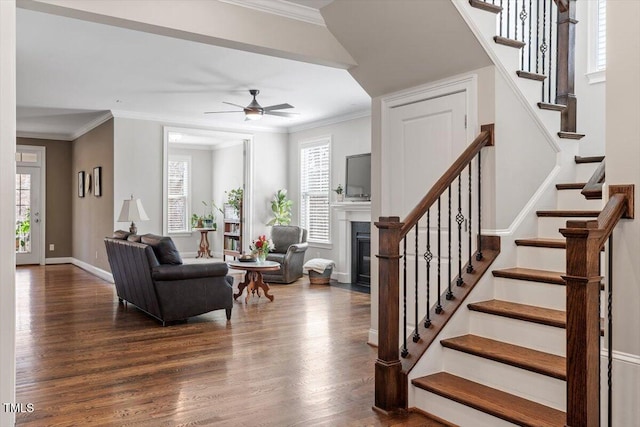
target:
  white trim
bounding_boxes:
[483,164,562,236]
[368,328,378,347]
[380,72,479,216]
[601,349,640,366]
[16,131,74,141]
[218,0,326,27]
[17,111,113,141]
[45,257,73,264]
[586,69,606,85]
[69,111,113,140]
[70,258,114,283]
[166,154,192,234]
[587,0,607,78]
[452,0,562,154]
[299,135,333,245]
[288,109,371,133]
[16,145,46,265]
[111,109,286,134]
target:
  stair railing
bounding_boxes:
[560,185,634,427]
[375,124,495,412]
[474,0,578,132]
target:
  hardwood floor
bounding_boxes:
[15,265,446,427]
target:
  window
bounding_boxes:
[587,0,606,83]
[300,138,331,244]
[167,155,191,233]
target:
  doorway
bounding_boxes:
[16,146,45,265]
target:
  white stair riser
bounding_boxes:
[557,189,604,210]
[494,277,566,310]
[443,348,566,411]
[575,162,600,182]
[516,245,566,272]
[537,216,595,239]
[469,311,566,356]
[412,387,517,427]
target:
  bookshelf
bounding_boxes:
[223,202,242,260]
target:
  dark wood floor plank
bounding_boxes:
[15,265,445,427]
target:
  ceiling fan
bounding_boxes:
[205,89,297,121]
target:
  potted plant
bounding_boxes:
[333,184,344,202]
[225,188,243,216]
[202,200,223,229]
[267,189,293,226]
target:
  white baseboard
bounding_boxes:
[333,271,350,283]
[368,328,378,347]
[45,257,73,264]
[601,350,640,426]
[70,258,114,283]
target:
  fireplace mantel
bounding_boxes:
[332,202,371,283]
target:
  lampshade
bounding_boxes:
[118,195,149,234]
[245,110,263,121]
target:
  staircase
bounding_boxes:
[410,155,603,426]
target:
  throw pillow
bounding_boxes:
[112,230,132,240]
[140,234,183,265]
[127,234,142,243]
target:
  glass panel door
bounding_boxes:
[16,166,41,265]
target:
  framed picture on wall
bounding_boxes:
[78,171,85,198]
[93,166,102,197]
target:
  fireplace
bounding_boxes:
[351,222,371,286]
[332,202,371,283]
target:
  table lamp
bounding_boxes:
[117,195,149,234]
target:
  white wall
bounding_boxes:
[113,117,288,258]
[0,1,16,425]
[287,115,371,262]
[211,143,243,256]
[575,0,606,157]
[606,1,640,424]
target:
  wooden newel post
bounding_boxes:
[374,216,405,412]
[556,0,578,132]
[560,220,602,427]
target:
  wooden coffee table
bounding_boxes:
[228,260,280,303]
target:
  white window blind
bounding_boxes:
[167,156,190,233]
[300,140,330,244]
[596,0,606,71]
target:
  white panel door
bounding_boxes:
[16,166,42,265]
[388,91,467,218]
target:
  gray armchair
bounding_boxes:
[263,226,308,284]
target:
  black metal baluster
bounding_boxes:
[413,224,420,343]
[506,0,511,39]
[514,0,518,41]
[608,236,613,427]
[446,186,453,300]
[536,0,540,74]
[528,0,533,72]
[541,0,548,102]
[436,197,443,314]
[520,0,527,67]
[401,237,408,357]
[476,152,483,261]
[424,210,432,328]
[456,176,464,286]
[499,0,504,37]
[548,0,553,103]
[467,163,474,273]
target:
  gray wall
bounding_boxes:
[18,137,73,258]
[71,119,114,272]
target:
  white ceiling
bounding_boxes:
[16,6,370,139]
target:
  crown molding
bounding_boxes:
[218,0,326,26]
[110,109,287,134]
[70,111,113,140]
[16,130,74,141]
[287,109,371,133]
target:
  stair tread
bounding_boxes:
[558,131,586,140]
[536,209,600,217]
[516,70,547,81]
[469,0,502,13]
[493,267,564,285]
[412,372,566,427]
[494,36,526,49]
[556,182,586,190]
[515,238,566,249]
[575,155,604,164]
[538,102,566,111]
[441,334,566,380]
[468,299,566,328]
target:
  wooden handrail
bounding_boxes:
[400,124,494,237]
[580,159,605,200]
[561,185,634,426]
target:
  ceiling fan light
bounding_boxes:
[245,110,263,120]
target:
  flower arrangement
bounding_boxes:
[250,235,274,263]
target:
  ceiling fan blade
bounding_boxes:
[263,103,294,111]
[265,111,299,118]
[223,101,247,109]
[204,110,243,114]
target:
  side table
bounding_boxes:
[193,228,216,258]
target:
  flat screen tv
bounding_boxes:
[345,153,371,201]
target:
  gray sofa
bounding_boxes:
[263,226,308,284]
[105,232,233,325]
